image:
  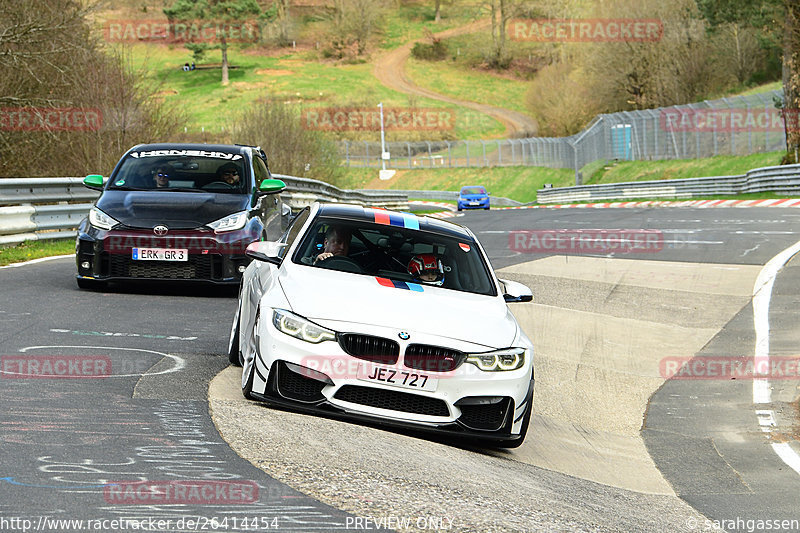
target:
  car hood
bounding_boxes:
[279,265,517,349]
[97,190,250,229]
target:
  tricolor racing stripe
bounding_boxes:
[376,277,424,292]
[372,209,420,230]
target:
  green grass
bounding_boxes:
[723,81,782,98]
[336,151,789,203]
[125,43,502,140]
[584,152,784,185]
[339,166,574,203]
[0,239,75,267]
[379,3,479,50]
[406,57,531,115]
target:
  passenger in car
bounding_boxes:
[314,225,351,264]
[152,166,171,188]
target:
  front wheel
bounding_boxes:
[495,401,531,448]
[228,300,242,365]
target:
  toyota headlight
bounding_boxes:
[88,207,119,230]
[465,347,526,371]
[272,309,336,344]
[208,211,248,233]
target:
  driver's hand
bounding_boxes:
[315,252,333,263]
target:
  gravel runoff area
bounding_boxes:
[210,389,707,533]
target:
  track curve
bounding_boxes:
[2,206,799,532]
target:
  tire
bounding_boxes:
[242,360,256,400]
[228,300,242,366]
[241,309,260,400]
[76,277,107,290]
[457,206,462,211]
[496,401,532,448]
[496,378,534,448]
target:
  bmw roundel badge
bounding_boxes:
[398,331,410,340]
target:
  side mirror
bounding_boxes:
[500,278,533,303]
[83,174,105,191]
[245,241,287,265]
[257,178,286,196]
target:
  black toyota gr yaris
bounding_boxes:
[76,143,286,289]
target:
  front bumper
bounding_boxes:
[458,198,490,210]
[76,222,259,285]
[248,316,534,440]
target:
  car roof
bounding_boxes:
[461,185,486,190]
[128,143,255,155]
[316,203,475,240]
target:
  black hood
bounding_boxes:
[96,190,251,229]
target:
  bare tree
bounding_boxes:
[327,0,388,58]
[0,0,183,177]
[783,0,800,161]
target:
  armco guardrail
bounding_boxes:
[0,175,408,246]
[364,189,523,207]
[536,164,800,204]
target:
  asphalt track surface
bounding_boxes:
[0,206,799,532]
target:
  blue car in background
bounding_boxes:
[457,186,490,211]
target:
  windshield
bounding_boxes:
[461,187,486,195]
[108,150,249,194]
[292,217,497,296]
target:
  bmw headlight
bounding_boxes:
[272,309,336,344]
[88,207,119,230]
[208,211,248,233]
[466,347,526,371]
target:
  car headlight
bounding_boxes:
[88,207,119,230]
[272,309,336,344]
[208,211,248,233]
[465,347,526,371]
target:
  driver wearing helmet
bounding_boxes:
[408,254,445,286]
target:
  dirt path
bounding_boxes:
[372,19,538,138]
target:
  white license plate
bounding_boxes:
[132,248,188,261]
[469,201,480,206]
[357,363,437,392]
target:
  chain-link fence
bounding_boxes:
[340,90,787,176]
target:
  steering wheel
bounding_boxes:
[317,255,363,273]
[203,181,236,190]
